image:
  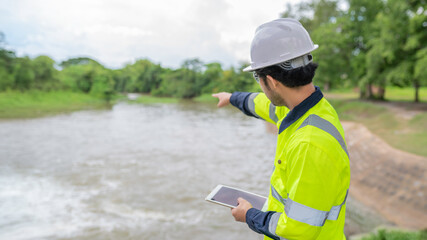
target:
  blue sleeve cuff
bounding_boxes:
[246,208,280,240]
[230,92,258,118]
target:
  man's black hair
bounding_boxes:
[255,62,318,88]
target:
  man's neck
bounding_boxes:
[282,84,316,110]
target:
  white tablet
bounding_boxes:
[205,184,267,210]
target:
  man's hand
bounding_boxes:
[212,92,232,108]
[231,198,253,222]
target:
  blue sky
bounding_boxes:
[0,0,293,69]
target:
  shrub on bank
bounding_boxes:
[357,228,427,240]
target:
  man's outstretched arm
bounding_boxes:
[213,92,282,124]
[212,92,261,119]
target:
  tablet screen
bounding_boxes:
[210,186,266,210]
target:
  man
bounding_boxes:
[212,18,350,240]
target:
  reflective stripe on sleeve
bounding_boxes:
[247,93,261,118]
[268,212,288,240]
[327,189,348,220]
[268,212,281,236]
[269,103,278,123]
[297,114,349,157]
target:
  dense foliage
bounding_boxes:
[0,0,425,101]
[283,0,426,101]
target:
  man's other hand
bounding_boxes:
[212,92,232,108]
[231,197,252,222]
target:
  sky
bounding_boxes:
[0,0,295,69]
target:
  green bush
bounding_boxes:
[360,228,427,240]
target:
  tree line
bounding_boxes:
[0,44,258,101]
[0,0,425,102]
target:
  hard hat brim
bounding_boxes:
[243,44,319,72]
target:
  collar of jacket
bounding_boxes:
[278,86,323,134]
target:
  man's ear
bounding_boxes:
[266,75,280,89]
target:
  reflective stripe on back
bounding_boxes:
[297,114,349,157]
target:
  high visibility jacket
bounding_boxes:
[230,87,350,240]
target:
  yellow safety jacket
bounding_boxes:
[230,87,350,240]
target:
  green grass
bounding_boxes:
[358,228,427,240]
[328,98,427,157]
[326,88,360,99]
[326,87,427,102]
[193,93,219,103]
[385,87,427,102]
[328,99,388,120]
[0,90,110,119]
[133,94,179,104]
[324,87,427,156]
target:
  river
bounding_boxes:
[0,101,383,239]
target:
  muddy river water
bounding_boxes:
[0,101,385,239]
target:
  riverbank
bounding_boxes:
[3,90,425,157]
[342,121,427,230]
[0,90,116,119]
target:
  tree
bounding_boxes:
[60,58,108,93]
[32,55,59,90]
[90,68,115,101]
[59,57,102,68]
[181,58,204,97]
[234,63,258,92]
[152,68,188,98]
[281,0,341,33]
[0,32,16,91]
[343,0,384,99]
[405,0,427,102]
[364,0,412,100]
[117,59,163,93]
[13,57,35,91]
[201,62,223,93]
[311,17,352,90]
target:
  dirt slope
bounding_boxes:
[343,121,427,229]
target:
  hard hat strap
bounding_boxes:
[277,54,312,71]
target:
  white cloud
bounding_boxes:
[0,0,293,69]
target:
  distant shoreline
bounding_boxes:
[0,90,113,119]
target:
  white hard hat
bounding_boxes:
[243,18,318,72]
